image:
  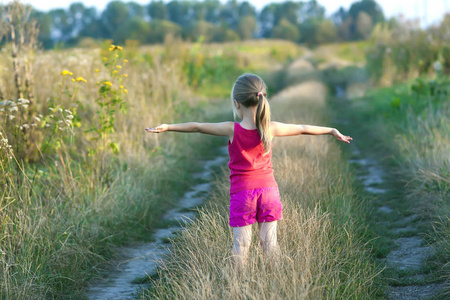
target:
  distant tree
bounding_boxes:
[48,9,72,41]
[331,7,348,25]
[31,10,53,48]
[127,2,146,19]
[238,1,256,17]
[115,17,150,43]
[149,20,182,43]
[202,0,222,23]
[186,20,216,42]
[337,16,353,40]
[259,4,277,38]
[237,15,256,40]
[212,24,240,42]
[271,18,300,42]
[148,0,167,20]
[102,1,130,38]
[315,19,338,44]
[167,1,189,26]
[219,0,240,30]
[349,0,384,24]
[356,11,373,39]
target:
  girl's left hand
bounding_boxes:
[332,129,352,144]
[145,124,168,133]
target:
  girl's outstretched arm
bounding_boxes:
[145,122,234,138]
[270,121,352,143]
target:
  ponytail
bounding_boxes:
[256,93,271,154]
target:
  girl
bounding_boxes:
[145,73,352,266]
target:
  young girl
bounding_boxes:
[145,73,352,265]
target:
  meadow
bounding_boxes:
[0,38,309,298]
[144,79,380,299]
[1,9,449,299]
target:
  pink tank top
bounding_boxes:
[228,122,278,193]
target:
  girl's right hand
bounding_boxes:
[145,124,168,133]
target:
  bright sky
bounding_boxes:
[17,0,450,27]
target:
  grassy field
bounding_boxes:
[0,39,306,298]
[143,79,381,299]
[333,76,449,297]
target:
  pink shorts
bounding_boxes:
[229,187,283,227]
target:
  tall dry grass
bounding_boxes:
[145,81,379,299]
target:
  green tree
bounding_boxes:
[127,2,145,18]
[356,11,373,39]
[315,19,338,44]
[237,15,256,40]
[271,18,300,42]
[149,20,182,43]
[101,1,130,38]
[114,17,150,44]
[148,0,167,20]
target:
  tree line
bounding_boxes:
[22,0,385,48]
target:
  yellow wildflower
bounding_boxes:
[109,45,123,51]
[123,59,128,63]
[103,57,107,61]
[95,69,99,73]
[115,54,119,58]
[113,70,118,74]
[123,74,128,78]
[96,81,99,85]
[103,81,112,86]
[76,77,87,83]
[116,65,122,69]
[123,89,128,94]
[61,70,73,76]
[71,78,75,82]
[119,85,124,89]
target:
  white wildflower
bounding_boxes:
[9,115,14,120]
[48,107,54,111]
[65,120,72,125]
[0,108,4,112]
[45,124,50,127]
[38,170,43,174]
[22,104,28,109]
[31,123,36,127]
[18,99,30,104]
[22,124,29,129]
[58,108,63,112]
[0,100,7,106]
[434,61,442,73]
[9,106,18,112]
[67,115,74,119]
[34,116,41,122]
[65,109,72,114]
[38,114,43,118]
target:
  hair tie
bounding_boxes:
[257,92,263,98]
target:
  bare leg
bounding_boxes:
[258,221,280,257]
[232,224,252,267]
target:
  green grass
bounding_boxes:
[329,75,449,296]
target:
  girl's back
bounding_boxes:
[228,122,277,194]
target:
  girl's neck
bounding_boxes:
[239,106,257,129]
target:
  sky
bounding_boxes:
[16,0,450,27]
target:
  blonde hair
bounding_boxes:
[231,73,271,153]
